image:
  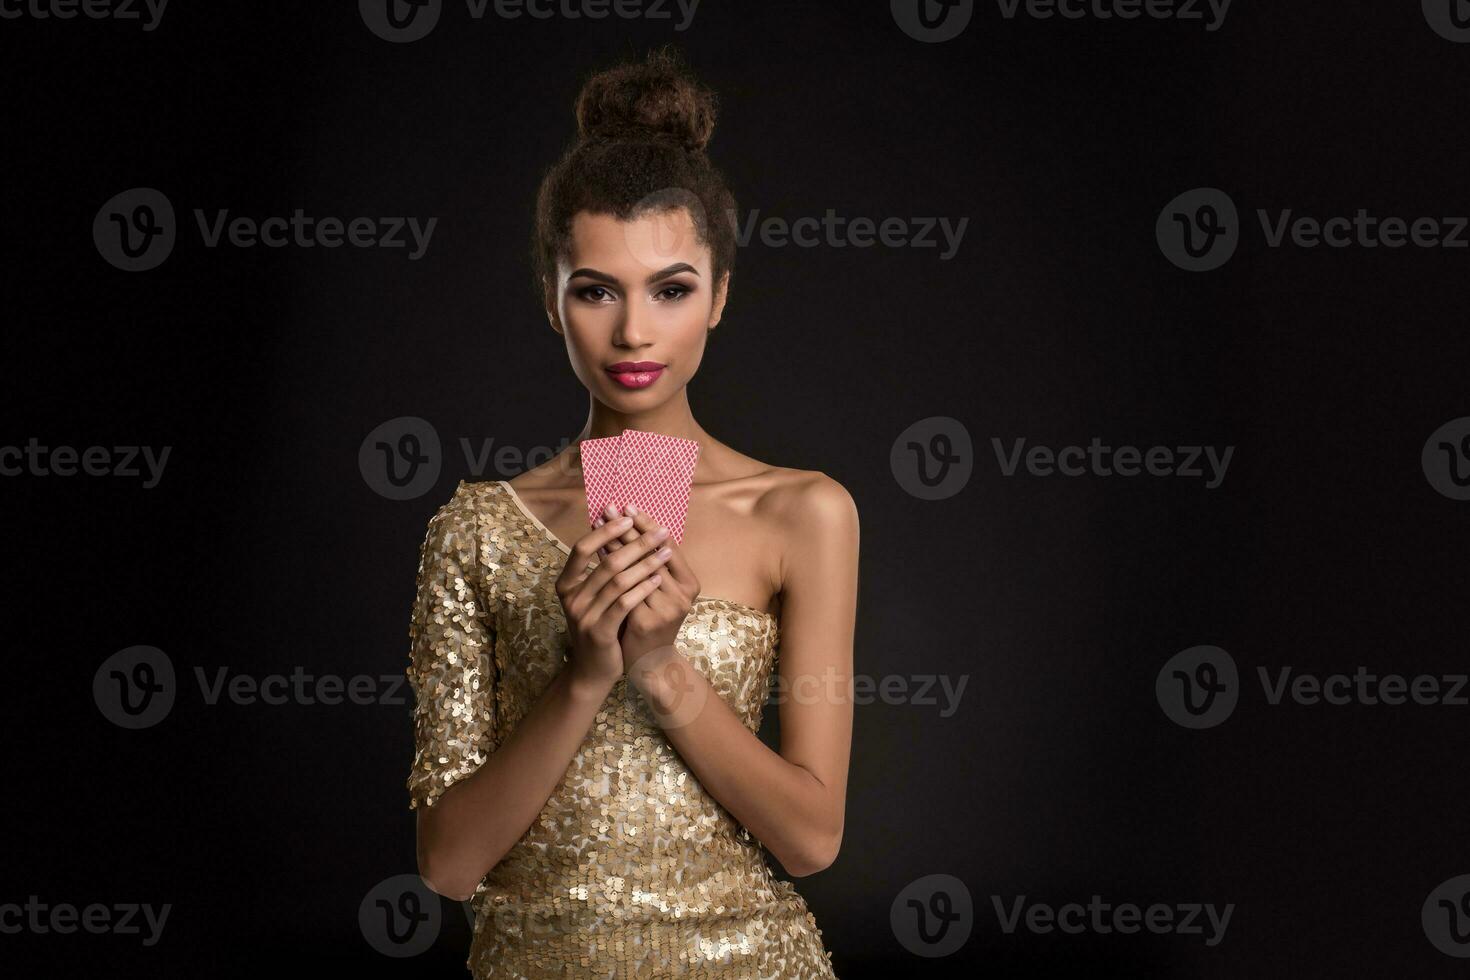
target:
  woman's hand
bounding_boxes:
[601,506,701,674]
[555,514,673,691]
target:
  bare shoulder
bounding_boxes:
[758,468,859,551]
[761,468,856,519]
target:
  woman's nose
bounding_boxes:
[613,304,650,348]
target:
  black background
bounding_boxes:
[5,1,1469,976]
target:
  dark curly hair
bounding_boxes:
[531,46,738,307]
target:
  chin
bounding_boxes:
[603,384,660,404]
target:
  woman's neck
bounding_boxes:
[575,393,709,445]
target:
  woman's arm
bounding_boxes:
[625,474,859,876]
[416,668,615,900]
[409,498,652,901]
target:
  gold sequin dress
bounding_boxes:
[406,479,839,979]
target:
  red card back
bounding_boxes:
[612,429,699,544]
[580,436,623,528]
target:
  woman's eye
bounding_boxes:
[578,286,613,302]
[656,284,691,301]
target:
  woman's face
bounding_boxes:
[548,207,728,407]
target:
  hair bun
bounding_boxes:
[574,46,717,152]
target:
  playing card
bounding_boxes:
[611,429,699,545]
[579,436,623,528]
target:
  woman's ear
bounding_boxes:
[708,270,731,330]
[543,276,564,336]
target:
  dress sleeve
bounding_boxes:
[405,483,498,811]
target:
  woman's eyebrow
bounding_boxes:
[568,267,616,284]
[647,262,700,282]
[568,262,701,285]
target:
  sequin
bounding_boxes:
[407,479,839,978]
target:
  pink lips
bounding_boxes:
[605,361,665,389]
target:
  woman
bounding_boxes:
[405,46,858,978]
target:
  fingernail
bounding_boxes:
[604,505,618,518]
[656,547,672,560]
[594,517,604,527]
[626,503,640,515]
[652,526,669,543]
